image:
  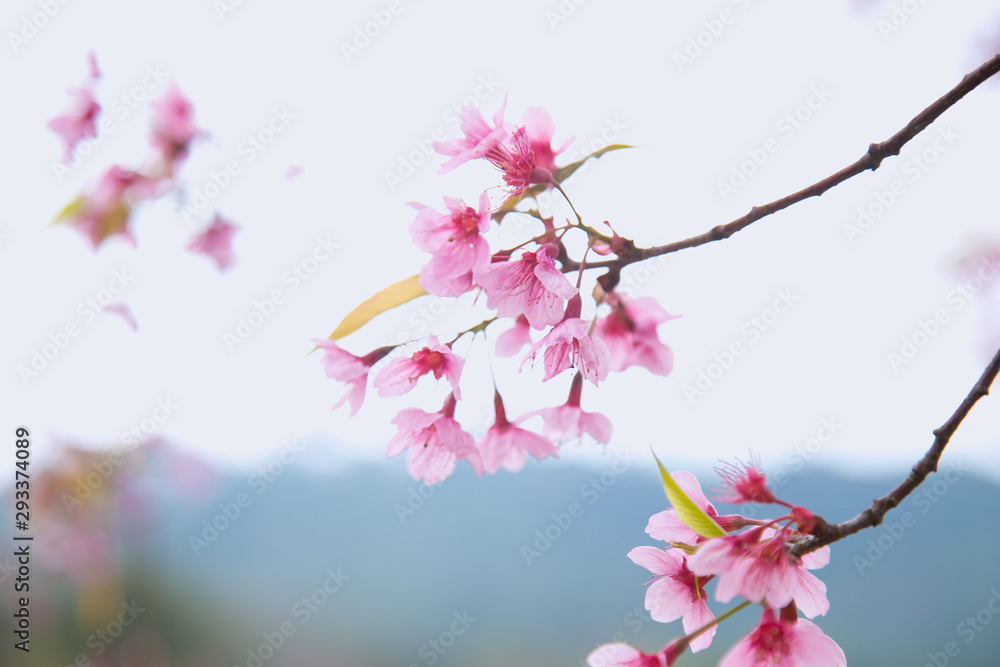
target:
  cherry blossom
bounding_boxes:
[494,315,533,357]
[627,546,715,652]
[595,293,679,376]
[61,165,160,248]
[187,214,239,271]
[387,393,482,483]
[520,304,611,386]
[479,391,558,473]
[473,244,578,329]
[522,106,573,174]
[433,100,563,202]
[719,608,846,667]
[408,192,491,297]
[519,373,612,444]
[687,527,831,618]
[715,453,779,505]
[374,335,464,399]
[433,97,513,173]
[149,81,199,174]
[586,639,688,667]
[48,52,101,162]
[313,340,394,417]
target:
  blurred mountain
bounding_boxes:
[3,441,999,667]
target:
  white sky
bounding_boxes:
[2,0,999,482]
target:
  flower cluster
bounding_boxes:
[316,99,677,483]
[48,53,238,269]
[588,460,846,666]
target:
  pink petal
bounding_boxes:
[627,545,683,576]
[794,569,830,619]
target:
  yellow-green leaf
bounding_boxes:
[51,196,85,225]
[653,451,726,539]
[327,274,427,341]
[554,144,633,183]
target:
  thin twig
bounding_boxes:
[790,345,1000,557]
[562,53,1000,274]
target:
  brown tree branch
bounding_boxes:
[789,344,1000,558]
[562,52,1000,275]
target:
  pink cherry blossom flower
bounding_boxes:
[374,335,464,399]
[628,546,715,652]
[62,165,161,248]
[596,293,679,375]
[522,106,573,174]
[519,372,612,444]
[719,608,846,667]
[48,52,101,162]
[520,300,612,386]
[433,98,514,173]
[432,99,557,202]
[187,214,239,271]
[48,88,100,162]
[149,81,199,174]
[387,393,482,483]
[586,639,688,667]
[473,244,578,329]
[312,340,394,417]
[480,125,553,202]
[408,192,491,297]
[479,391,558,473]
[646,471,747,546]
[495,315,533,357]
[687,527,831,618]
[715,453,778,505]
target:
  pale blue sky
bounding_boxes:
[3,0,999,482]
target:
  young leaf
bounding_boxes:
[653,452,726,539]
[51,196,84,224]
[328,274,427,340]
[554,144,632,183]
